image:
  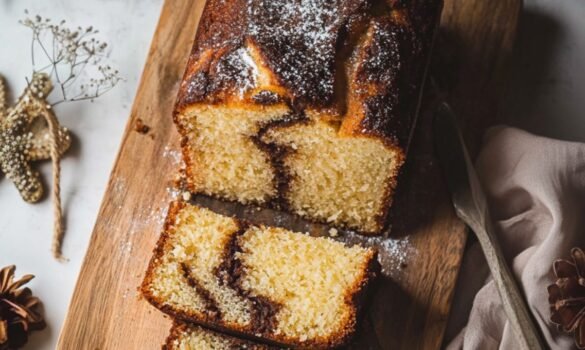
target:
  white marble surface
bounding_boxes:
[0,1,162,349]
[0,0,583,349]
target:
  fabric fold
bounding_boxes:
[446,126,585,349]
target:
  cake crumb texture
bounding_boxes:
[164,322,273,350]
[142,202,378,349]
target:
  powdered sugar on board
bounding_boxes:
[162,145,182,166]
[345,232,416,279]
[375,236,414,277]
[114,145,184,258]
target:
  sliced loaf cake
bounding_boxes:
[173,0,442,234]
[142,202,378,349]
[164,322,273,350]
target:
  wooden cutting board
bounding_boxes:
[57,0,521,348]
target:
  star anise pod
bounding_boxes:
[548,248,585,349]
[0,265,45,350]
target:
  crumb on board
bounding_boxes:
[182,191,192,201]
[328,228,338,237]
[134,118,151,134]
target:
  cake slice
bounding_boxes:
[173,0,442,234]
[142,202,378,349]
[164,322,274,350]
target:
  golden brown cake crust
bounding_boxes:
[172,0,442,235]
[142,201,380,349]
[174,0,442,145]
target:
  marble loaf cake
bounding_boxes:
[142,202,378,349]
[164,323,274,350]
[174,0,442,234]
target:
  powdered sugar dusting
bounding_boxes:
[246,0,348,101]
[216,47,259,96]
[162,145,182,166]
[377,236,413,276]
[116,145,181,259]
[167,186,181,201]
[110,177,127,210]
[239,48,259,78]
[346,232,415,278]
[183,47,259,101]
[180,0,369,105]
[117,198,171,258]
[248,0,338,45]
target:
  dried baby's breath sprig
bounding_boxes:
[19,11,122,106]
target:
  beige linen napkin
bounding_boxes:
[445,126,585,349]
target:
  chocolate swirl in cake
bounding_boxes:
[164,322,276,350]
[216,226,282,336]
[173,0,442,234]
[179,262,222,321]
[142,203,379,349]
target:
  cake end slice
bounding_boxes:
[164,322,274,350]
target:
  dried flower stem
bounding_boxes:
[13,12,122,259]
[20,12,122,106]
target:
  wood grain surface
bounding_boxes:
[57,0,521,348]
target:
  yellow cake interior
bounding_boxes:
[168,325,234,350]
[147,205,253,327]
[238,225,373,341]
[178,103,290,204]
[143,203,376,347]
[175,37,404,234]
[262,117,401,233]
[166,323,272,350]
